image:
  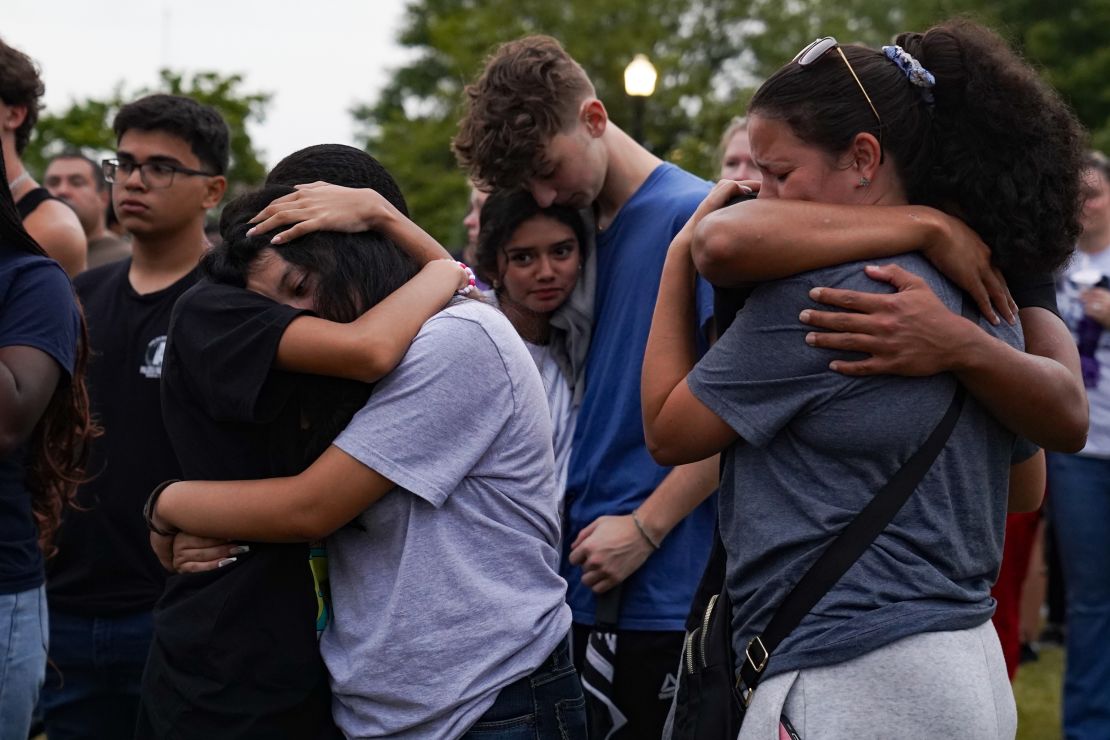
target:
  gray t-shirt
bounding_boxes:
[327,299,572,738]
[688,253,1034,680]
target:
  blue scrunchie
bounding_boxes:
[882,45,936,103]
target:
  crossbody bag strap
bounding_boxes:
[735,293,977,704]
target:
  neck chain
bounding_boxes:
[7,169,30,192]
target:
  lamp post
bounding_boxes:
[624,53,657,146]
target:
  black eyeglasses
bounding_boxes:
[793,37,883,158]
[102,158,215,189]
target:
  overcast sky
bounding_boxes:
[6,0,411,168]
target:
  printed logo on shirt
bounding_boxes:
[140,335,167,378]
[658,671,678,701]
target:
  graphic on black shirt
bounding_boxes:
[140,335,167,378]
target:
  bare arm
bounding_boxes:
[152,445,394,543]
[802,266,1087,452]
[249,182,452,265]
[1009,451,1046,513]
[566,456,720,595]
[23,201,87,277]
[0,346,62,457]
[642,181,741,465]
[274,259,465,383]
[693,199,1013,324]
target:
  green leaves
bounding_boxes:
[24,70,271,196]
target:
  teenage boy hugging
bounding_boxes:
[41,94,227,739]
[455,35,719,739]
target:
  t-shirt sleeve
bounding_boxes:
[687,275,855,447]
[333,313,512,508]
[1005,269,1059,317]
[167,282,308,423]
[0,259,78,376]
[1011,436,1040,465]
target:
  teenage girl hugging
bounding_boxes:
[142,145,586,738]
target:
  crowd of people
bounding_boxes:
[0,14,1105,740]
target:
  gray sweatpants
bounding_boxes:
[738,620,1016,740]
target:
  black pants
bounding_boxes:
[572,624,683,740]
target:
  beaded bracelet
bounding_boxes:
[456,262,478,296]
[144,479,182,536]
[632,510,661,551]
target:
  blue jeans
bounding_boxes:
[1047,453,1110,740]
[463,635,587,739]
[0,584,47,738]
[39,609,154,740]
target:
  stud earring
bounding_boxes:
[859,176,871,187]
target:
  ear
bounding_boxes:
[201,175,228,210]
[578,99,608,138]
[847,132,882,181]
[1,104,27,132]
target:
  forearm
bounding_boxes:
[157,477,319,543]
[1008,451,1046,513]
[276,260,458,382]
[375,206,451,264]
[693,201,943,286]
[635,456,720,545]
[953,308,1087,452]
[642,232,701,445]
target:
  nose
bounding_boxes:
[529,182,557,209]
[535,255,556,280]
[122,166,146,190]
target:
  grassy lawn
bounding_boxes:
[1015,644,1063,740]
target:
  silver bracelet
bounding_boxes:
[632,510,660,550]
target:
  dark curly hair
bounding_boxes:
[0,37,44,154]
[475,188,589,289]
[267,143,409,217]
[453,35,595,191]
[0,143,98,554]
[749,19,1085,275]
[114,94,230,176]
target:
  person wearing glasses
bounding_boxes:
[0,37,86,276]
[40,94,227,739]
[644,19,1084,738]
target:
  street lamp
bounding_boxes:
[624,53,657,145]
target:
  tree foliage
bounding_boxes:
[24,70,271,194]
[354,0,1110,247]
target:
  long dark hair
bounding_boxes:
[750,19,1084,275]
[203,185,420,460]
[0,145,98,553]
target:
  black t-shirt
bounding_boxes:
[47,260,196,614]
[140,281,365,739]
[0,250,79,595]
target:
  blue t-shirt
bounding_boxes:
[0,249,79,594]
[688,253,1034,678]
[563,163,715,630]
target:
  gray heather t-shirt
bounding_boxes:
[327,299,571,739]
[688,253,1035,680]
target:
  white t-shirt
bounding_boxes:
[525,340,577,498]
[1057,246,1110,457]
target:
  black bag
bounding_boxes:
[670,551,741,738]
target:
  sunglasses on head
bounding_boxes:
[793,37,884,160]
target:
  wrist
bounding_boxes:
[144,479,181,536]
[918,207,952,254]
[632,504,670,549]
[943,313,986,373]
